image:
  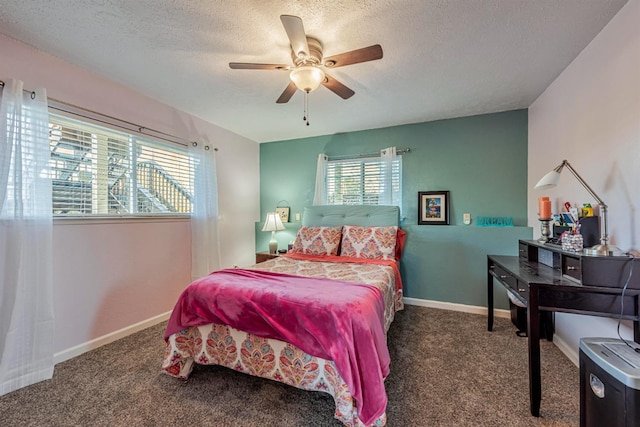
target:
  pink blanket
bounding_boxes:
[165,268,390,425]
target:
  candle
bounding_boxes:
[538,197,550,218]
[540,199,552,219]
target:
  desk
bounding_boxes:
[487,241,640,417]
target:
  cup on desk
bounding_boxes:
[561,232,583,252]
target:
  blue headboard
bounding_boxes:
[302,205,400,227]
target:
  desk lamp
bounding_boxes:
[535,160,621,256]
[262,212,285,254]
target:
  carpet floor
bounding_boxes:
[0,305,579,426]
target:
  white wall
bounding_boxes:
[0,34,261,356]
[528,0,640,361]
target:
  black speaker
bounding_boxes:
[578,216,600,247]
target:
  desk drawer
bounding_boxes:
[518,242,528,259]
[492,264,529,299]
[562,255,581,282]
[492,265,518,290]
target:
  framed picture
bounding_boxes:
[418,191,450,225]
[275,207,290,223]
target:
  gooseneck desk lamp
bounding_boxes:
[535,160,622,256]
[262,212,286,254]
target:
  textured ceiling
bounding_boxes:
[0,0,629,143]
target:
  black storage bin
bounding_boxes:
[509,300,526,331]
[580,338,640,427]
[508,300,554,339]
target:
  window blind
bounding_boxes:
[326,156,402,206]
[49,113,193,216]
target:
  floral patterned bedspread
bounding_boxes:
[162,256,403,427]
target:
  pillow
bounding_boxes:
[395,228,407,261]
[291,226,343,256]
[340,225,398,261]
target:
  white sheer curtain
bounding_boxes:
[312,153,328,205]
[380,146,401,207]
[189,142,220,281]
[0,79,55,396]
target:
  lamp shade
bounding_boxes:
[289,66,325,92]
[534,170,562,190]
[262,212,285,232]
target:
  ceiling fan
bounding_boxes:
[229,15,383,105]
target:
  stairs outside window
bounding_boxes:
[49,114,193,216]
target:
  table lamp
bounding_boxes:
[534,160,621,256]
[262,212,285,254]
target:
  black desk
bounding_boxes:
[487,241,640,417]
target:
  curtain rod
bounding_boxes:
[0,79,215,150]
[327,148,410,161]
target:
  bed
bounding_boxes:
[162,205,404,426]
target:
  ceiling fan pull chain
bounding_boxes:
[304,90,310,126]
[303,90,307,122]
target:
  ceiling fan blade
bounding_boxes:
[276,81,297,104]
[323,44,383,68]
[229,62,290,70]
[280,15,309,59]
[322,74,355,99]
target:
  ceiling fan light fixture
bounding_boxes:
[289,66,325,92]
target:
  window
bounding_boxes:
[49,113,193,216]
[326,156,402,207]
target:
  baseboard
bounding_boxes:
[552,334,579,367]
[53,300,569,366]
[54,311,172,365]
[402,297,511,319]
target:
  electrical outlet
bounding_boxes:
[295,212,301,221]
[463,213,471,225]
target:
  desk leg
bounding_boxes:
[487,259,494,332]
[527,284,541,417]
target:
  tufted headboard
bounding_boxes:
[302,205,399,227]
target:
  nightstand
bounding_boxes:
[255,251,280,263]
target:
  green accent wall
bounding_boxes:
[259,110,532,309]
